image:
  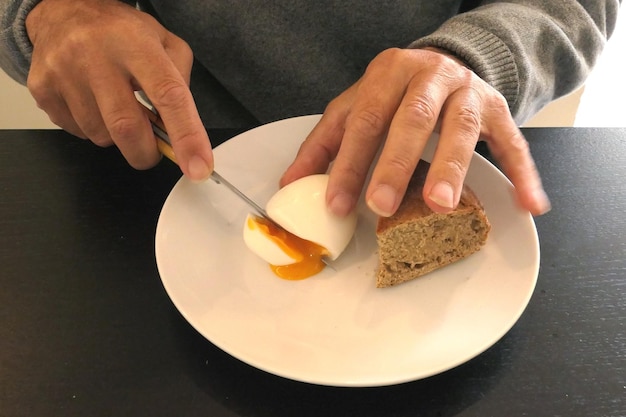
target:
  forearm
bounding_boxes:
[411,0,621,123]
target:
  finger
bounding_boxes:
[422,86,483,213]
[133,50,213,182]
[58,80,116,148]
[326,49,413,216]
[91,68,161,170]
[279,90,354,188]
[162,33,194,86]
[43,97,89,140]
[364,72,450,217]
[43,77,113,147]
[28,74,88,139]
[482,105,551,215]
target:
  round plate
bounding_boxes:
[155,115,539,387]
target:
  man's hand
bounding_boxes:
[26,0,213,181]
[281,48,550,217]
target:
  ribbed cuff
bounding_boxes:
[1,0,44,83]
[409,20,520,114]
[14,0,43,59]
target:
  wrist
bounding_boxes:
[419,46,472,70]
[25,0,49,45]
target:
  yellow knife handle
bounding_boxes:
[141,105,178,165]
[156,136,177,165]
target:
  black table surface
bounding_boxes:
[1,127,624,417]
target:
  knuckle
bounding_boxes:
[404,95,437,126]
[26,75,44,98]
[450,105,481,137]
[174,36,193,60]
[508,133,531,154]
[489,130,530,161]
[324,96,345,116]
[423,52,475,88]
[127,154,159,171]
[167,129,201,149]
[364,48,407,78]
[446,155,467,176]
[439,154,468,181]
[452,62,474,81]
[386,153,416,178]
[338,159,364,183]
[78,118,112,147]
[429,53,451,71]
[488,91,511,115]
[165,34,194,75]
[26,74,55,107]
[150,78,189,108]
[89,133,114,148]
[62,28,101,59]
[348,106,387,137]
[324,96,346,118]
[46,113,65,128]
[48,113,77,133]
[373,48,403,66]
[106,113,143,142]
[30,90,54,112]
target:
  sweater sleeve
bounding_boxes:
[0,0,42,84]
[410,1,621,123]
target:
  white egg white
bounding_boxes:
[265,174,357,260]
[242,214,298,266]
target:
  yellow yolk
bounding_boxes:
[247,216,328,280]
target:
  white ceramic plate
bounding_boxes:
[155,115,539,387]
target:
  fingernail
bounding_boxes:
[429,181,454,209]
[367,184,398,217]
[328,192,356,217]
[534,188,552,215]
[187,155,212,182]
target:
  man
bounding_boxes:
[1,0,619,217]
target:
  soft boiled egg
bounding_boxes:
[242,174,358,280]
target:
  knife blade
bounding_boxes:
[147,110,334,270]
[149,120,272,220]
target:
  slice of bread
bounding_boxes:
[375,160,490,288]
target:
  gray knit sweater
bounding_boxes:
[0,0,620,127]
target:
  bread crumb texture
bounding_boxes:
[375,161,490,288]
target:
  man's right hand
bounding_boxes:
[26,0,213,181]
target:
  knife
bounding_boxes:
[149,120,272,220]
[148,114,334,270]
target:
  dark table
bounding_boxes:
[1,128,624,417]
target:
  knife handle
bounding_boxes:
[142,105,335,270]
[152,124,178,165]
[141,105,179,165]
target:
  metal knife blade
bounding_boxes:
[149,115,334,270]
[150,121,271,220]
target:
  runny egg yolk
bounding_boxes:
[247,215,329,280]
